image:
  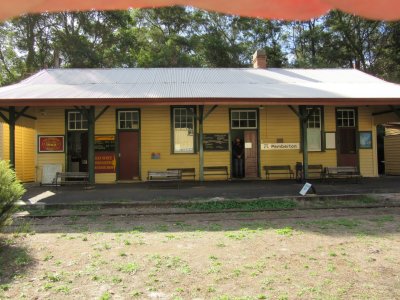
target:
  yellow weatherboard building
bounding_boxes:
[1,50,400,183]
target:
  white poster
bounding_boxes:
[325,132,336,149]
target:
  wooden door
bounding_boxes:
[337,128,357,166]
[67,132,88,172]
[336,109,357,167]
[244,130,258,178]
[118,131,139,180]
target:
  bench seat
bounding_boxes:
[147,170,182,188]
[167,168,196,180]
[203,166,229,180]
[263,165,294,180]
[54,172,89,187]
[324,166,362,182]
[308,164,324,178]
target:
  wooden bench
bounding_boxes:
[263,165,294,180]
[167,168,196,181]
[308,164,324,179]
[324,166,362,182]
[54,172,89,187]
[203,166,229,180]
[147,170,182,188]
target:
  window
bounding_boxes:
[306,107,322,151]
[231,110,257,129]
[118,111,139,129]
[336,109,356,127]
[68,111,88,131]
[173,107,195,153]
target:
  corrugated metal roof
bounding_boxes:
[1,68,400,103]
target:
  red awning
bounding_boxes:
[1,0,400,21]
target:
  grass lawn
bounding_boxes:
[1,208,399,300]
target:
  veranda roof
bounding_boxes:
[1,68,400,107]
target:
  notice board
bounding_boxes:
[94,135,116,173]
[95,135,115,152]
[203,133,229,151]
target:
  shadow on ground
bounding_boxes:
[0,237,35,287]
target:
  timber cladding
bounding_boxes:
[0,123,3,159]
[7,104,380,183]
[384,135,400,175]
[1,118,36,182]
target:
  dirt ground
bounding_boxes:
[1,208,400,300]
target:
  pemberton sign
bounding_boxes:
[261,143,300,150]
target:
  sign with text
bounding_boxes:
[38,136,64,153]
[299,182,313,196]
[95,135,116,152]
[262,143,300,150]
[203,133,229,151]
[95,152,116,173]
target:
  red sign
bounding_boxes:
[95,152,116,173]
[38,136,64,153]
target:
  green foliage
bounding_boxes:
[0,160,25,230]
[179,199,297,211]
[1,8,400,85]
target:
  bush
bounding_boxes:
[0,160,25,230]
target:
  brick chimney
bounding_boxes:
[252,49,267,69]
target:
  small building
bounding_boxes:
[1,51,400,183]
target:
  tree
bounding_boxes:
[0,160,25,231]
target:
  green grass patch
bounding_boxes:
[275,227,294,236]
[179,199,297,211]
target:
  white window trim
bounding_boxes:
[173,107,195,154]
[306,107,322,152]
[337,108,356,128]
[117,110,140,130]
[230,109,258,129]
[67,111,88,131]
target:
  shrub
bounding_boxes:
[0,160,25,231]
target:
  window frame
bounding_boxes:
[67,110,88,131]
[306,106,324,152]
[117,110,140,130]
[230,109,258,129]
[336,108,356,128]
[171,106,197,154]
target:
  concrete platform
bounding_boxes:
[21,176,400,205]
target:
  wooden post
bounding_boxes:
[199,105,204,182]
[9,106,16,169]
[300,106,308,181]
[87,106,95,185]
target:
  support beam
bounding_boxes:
[9,106,16,169]
[0,107,36,120]
[0,111,9,123]
[288,105,300,118]
[15,106,29,121]
[204,105,218,120]
[389,105,400,120]
[199,105,205,182]
[372,109,395,116]
[87,106,95,185]
[299,106,309,181]
[95,106,110,122]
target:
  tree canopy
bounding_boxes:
[1,7,400,86]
